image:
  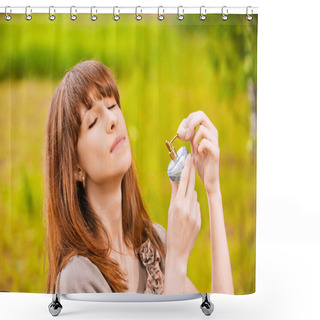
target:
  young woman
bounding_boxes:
[44,60,233,295]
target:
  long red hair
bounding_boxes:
[44,60,165,293]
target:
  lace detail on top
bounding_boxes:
[138,238,164,294]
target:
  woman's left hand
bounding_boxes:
[177,111,220,196]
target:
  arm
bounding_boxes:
[207,186,234,294]
[152,223,186,294]
[163,254,186,294]
[163,155,201,295]
[185,276,200,293]
[164,193,234,296]
[155,198,201,295]
[155,222,195,294]
[177,111,234,294]
[163,258,200,294]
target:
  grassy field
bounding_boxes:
[0,14,257,294]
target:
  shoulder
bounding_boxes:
[56,255,112,294]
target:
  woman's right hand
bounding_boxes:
[166,154,201,274]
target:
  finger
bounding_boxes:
[192,124,217,151]
[187,111,216,131]
[191,191,198,221]
[177,118,188,141]
[170,179,178,204]
[186,155,196,198]
[185,111,218,140]
[190,196,201,234]
[177,153,192,198]
[197,202,201,231]
[198,138,219,157]
[184,189,196,226]
[190,124,218,154]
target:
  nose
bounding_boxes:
[106,109,116,133]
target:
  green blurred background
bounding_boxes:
[0,14,257,294]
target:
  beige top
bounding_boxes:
[56,222,167,294]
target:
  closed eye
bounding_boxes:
[89,118,97,129]
[88,105,116,129]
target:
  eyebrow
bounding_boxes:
[81,100,116,124]
[81,100,99,123]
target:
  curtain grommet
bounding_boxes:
[113,6,120,21]
[200,6,207,21]
[91,6,97,21]
[25,6,32,21]
[246,6,253,21]
[70,6,77,21]
[135,6,142,21]
[158,6,164,21]
[5,6,12,21]
[49,6,56,21]
[177,6,184,21]
[221,6,228,21]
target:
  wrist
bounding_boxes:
[206,180,221,198]
[166,252,187,276]
[164,255,187,294]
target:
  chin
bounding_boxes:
[117,146,132,174]
[107,142,132,180]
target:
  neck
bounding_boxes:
[86,177,126,254]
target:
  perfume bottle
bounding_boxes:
[165,134,189,184]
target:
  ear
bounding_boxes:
[74,167,83,183]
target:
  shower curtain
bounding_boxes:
[0,11,257,295]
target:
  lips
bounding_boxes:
[110,135,125,153]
